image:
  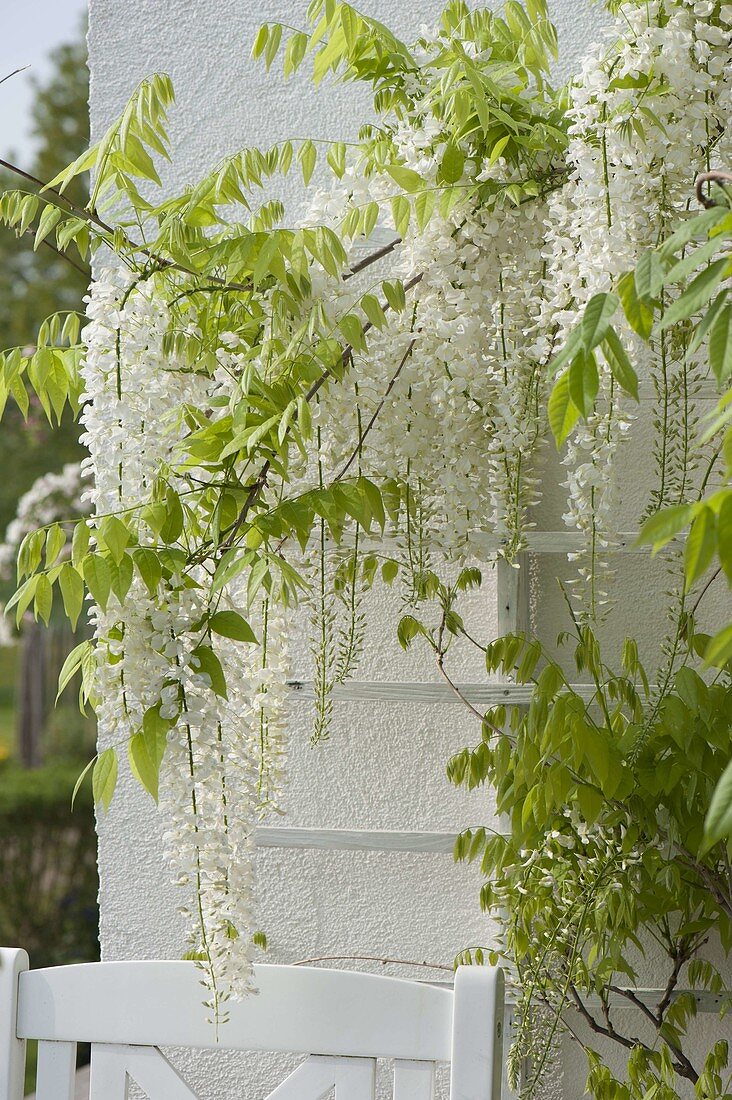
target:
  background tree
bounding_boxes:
[0,24,90,766]
[0,26,88,539]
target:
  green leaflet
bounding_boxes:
[92,748,118,813]
[209,610,258,643]
[660,257,730,330]
[548,369,580,445]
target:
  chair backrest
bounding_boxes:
[0,948,504,1100]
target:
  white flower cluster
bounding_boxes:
[311,140,549,563]
[542,0,732,613]
[81,270,289,1012]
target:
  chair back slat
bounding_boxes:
[17,962,454,1061]
[90,1045,201,1100]
[35,1041,76,1100]
[0,948,28,1100]
[265,1055,376,1100]
[449,967,505,1100]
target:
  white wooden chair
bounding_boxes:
[0,949,504,1100]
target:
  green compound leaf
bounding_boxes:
[92,747,118,813]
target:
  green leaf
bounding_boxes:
[251,23,269,59]
[33,204,62,250]
[602,326,639,400]
[704,622,732,669]
[381,558,398,584]
[298,140,317,186]
[133,547,163,595]
[192,644,228,698]
[439,143,465,184]
[584,732,610,786]
[361,294,386,330]
[391,194,410,238]
[45,523,66,568]
[414,189,436,231]
[659,207,729,259]
[634,252,665,302]
[382,280,406,313]
[57,639,92,703]
[128,706,169,802]
[92,747,118,813]
[59,562,85,630]
[703,757,732,851]
[263,22,282,69]
[160,489,184,544]
[581,293,618,351]
[688,289,727,357]
[34,574,53,625]
[548,369,580,445]
[326,141,346,179]
[84,553,112,611]
[71,521,91,567]
[339,313,366,353]
[718,493,732,581]
[386,164,424,193]
[637,503,694,549]
[664,233,728,286]
[397,614,426,650]
[684,506,716,589]
[660,257,730,330]
[209,610,258,643]
[710,303,732,384]
[71,756,96,810]
[568,351,599,417]
[618,270,654,340]
[99,515,131,564]
[549,327,582,375]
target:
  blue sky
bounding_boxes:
[1,0,87,161]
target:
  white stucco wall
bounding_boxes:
[83,2,639,1098]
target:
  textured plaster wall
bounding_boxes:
[87,2,613,1098]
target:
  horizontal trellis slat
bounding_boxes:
[353,530,691,555]
[254,827,459,853]
[287,680,597,704]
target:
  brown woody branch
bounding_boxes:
[695,170,732,208]
[336,337,415,480]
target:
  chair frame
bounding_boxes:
[0,949,504,1100]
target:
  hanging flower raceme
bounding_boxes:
[81,270,293,1015]
[542,0,732,616]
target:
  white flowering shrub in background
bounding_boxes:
[1,0,732,1093]
[0,462,88,646]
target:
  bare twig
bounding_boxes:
[0,156,253,291]
[607,984,658,1029]
[579,981,700,1085]
[691,566,721,615]
[337,338,415,480]
[292,953,453,971]
[569,983,644,1053]
[695,170,732,208]
[0,66,29,89]
[40,239,90,277]
[344,237,401,280]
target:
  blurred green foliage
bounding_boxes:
[0,24,89,548]
[0,761,98,968]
